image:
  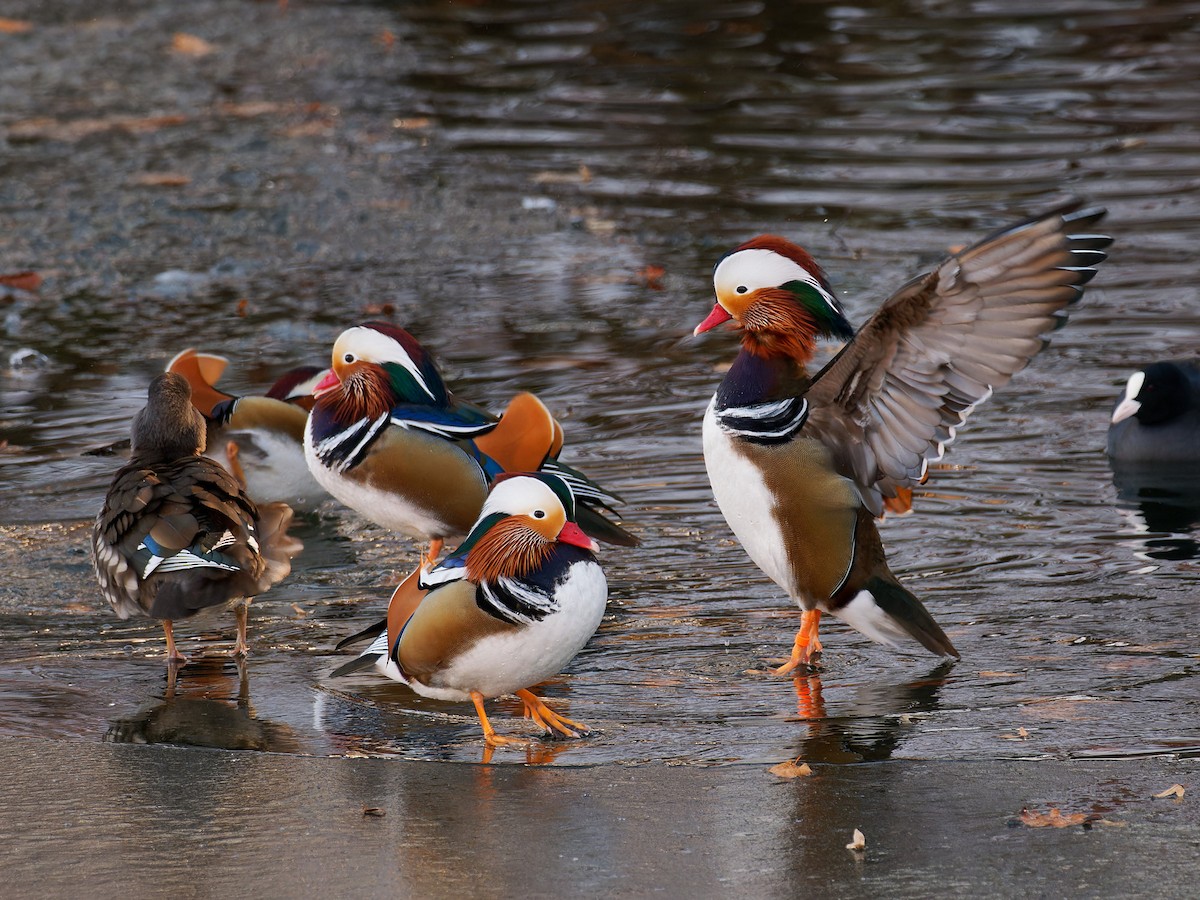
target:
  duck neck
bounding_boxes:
[716,346,812,408]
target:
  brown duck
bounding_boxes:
[694,202,1111,672]
[92,372,302,661]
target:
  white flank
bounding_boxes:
[408,561,608,702]
[703,399,797,597]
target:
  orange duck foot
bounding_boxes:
[771,610,823,677]
[515,688,590,739]
[162,620,189,664]
[471,691,531,748]
[232,604,250,657]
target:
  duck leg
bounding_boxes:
[515,689,589,738]
[470,690,529,747]
[422,538,444,570]
[232,603,250,657]
[772,609,823,676]
[163,620,188,663]
[225,440,248,489]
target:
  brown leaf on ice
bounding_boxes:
[635,265,666,290]
[236,299,250,318]
[1001,726,1030,741]
[1154,784,1186,800]
[172,32,216,57]
[1018,807,1101,828]
[130,173,191,187]
[533,164,591,185]
[769,758,813,779]
[8,114,187,143]
[846,828,866,851]
[0,271,42,292]
[0,16,33,33]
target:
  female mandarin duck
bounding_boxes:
[695,202,1111,672]
[332,472,607,747]
[1107,360,1200,464]
[92,372,303,661]
[304,322,637,566]
[166,349,327,508]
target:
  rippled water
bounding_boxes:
[1,0,1198,765]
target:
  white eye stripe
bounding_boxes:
[714,248,840,313]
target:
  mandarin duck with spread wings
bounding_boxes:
[695,202,1111,672]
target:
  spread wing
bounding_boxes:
[805,202,1111,516]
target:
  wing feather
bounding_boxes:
[807,202,1110,515]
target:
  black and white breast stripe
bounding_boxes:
[313,412,390,472]
[476,576,560,626]
[715,396,809,444]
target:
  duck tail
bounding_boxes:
[837,576,960,659]
[330,630,389,677]
[254,501,303,589]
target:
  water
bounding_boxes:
[1,0,1198,765]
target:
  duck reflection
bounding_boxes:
[105,657,300,752]
[787,661,954,763]
[1110,465,1200,561]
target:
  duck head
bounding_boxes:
[131,372,207,458]
[694,235,854,361]
[312,322,450,422]
[458,473,599,583]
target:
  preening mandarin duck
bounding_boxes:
[1107,360,1200,464]
[695,202,1111,671]
[166,349,327,508]
[92,372,303,661]
[332,472,607,747]
[304,322,637,565]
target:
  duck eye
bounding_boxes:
[736,285,748,294]
[343,353,355,364]
[532,509,546,519]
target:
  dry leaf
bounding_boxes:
[130,173,191,187]
[1001,726,1030,741]
[376,29,395,48]
[769,758,813,779]
[1019,807,1101,828]
[0,16,33,33]
[636,265,666,290]
[1154,784,1186,800]
[173,32,215,57]
[392,117,431,130]
[846,829,865,851]
[236,299,250,317]
[0,271,42,292]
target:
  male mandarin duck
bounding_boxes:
[695,202,1111,672]
[1107,360,1200,464]
[92,372,303,661]
[166,348,327,508]
[332,472,607,747]
[304,322,637,565]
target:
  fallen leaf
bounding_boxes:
[846,828,865,851]
[1019,807,1101,828]
[130,173,191,187]
[1154,784,1186,800]
[0,16,33,33]
[172,32,215,57]
[376,29,395,48]
[236,299,249,317]
[533,164,591,185]
[290,603,307,617]
[636,264,666,290]
[769,758,813,779]
[0,271,42,292]
[362,807,386,817]
[1001,726,1030,741]
[392,117,432,130]
[980,671,1022,678]
[8,114,188,143]
[219,101,287,118]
